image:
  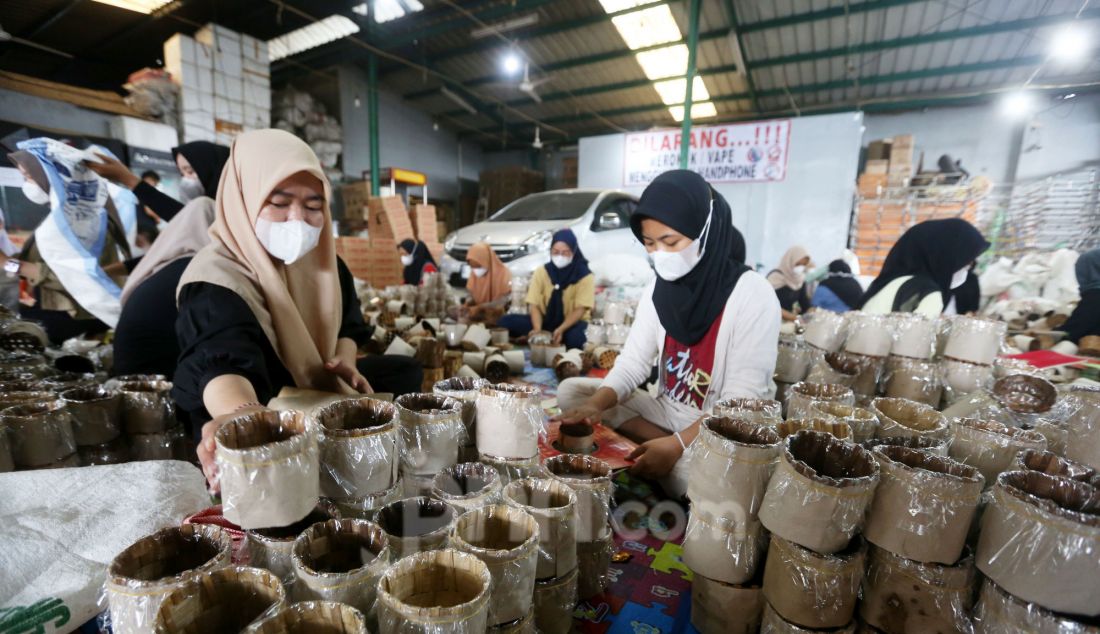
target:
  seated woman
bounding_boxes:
[497,229,594,347]
[399,239,439,285]
[860,218,989,316]
[812,260,864,312]
[554,170,779,497]
[768,246,813,321]
[1060,248,1100,344]
[463,241,512,321]
[172,130,419,486]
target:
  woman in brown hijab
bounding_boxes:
[463,241,512,320]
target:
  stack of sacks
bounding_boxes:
[684,417,781,633]
[882,313,943,408]
[940,315,1005,405]
[836,313,895,402]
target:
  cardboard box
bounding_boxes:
[411,204,438,242]
[864,159,888,175]
[335,237,404,287]
[866,140,891,161]
[341,182,370,221]
[891,133,914,149]
[368,196,415,242]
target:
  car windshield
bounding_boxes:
[490,192,600,221]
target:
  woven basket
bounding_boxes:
[290,518,390,617]
[451,504,540,625]
[432,462,503,515]
[377,496,456,560]
[154,565,284,633]
[314,397,399,499]
[246,600,366,633]
[376,549,492,634]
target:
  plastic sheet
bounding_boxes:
[432,462,504,515]
[860,545,976,634]
[802,310,848,353]
[804,351,860,388]
[314,397,399,499]
[377,496,456,560]
[690,572,764,634]
[576,532,613,599]
[480,452,543,486]
[775,334,812,383]
[863,434,950,456]
[543,454,613,542]
[214,409,320,530]
[976,470,1100,616]
[973,577,1100,634]
[290,518,389,618]
[376,548,492,634]
[774,418,853,441]
[759,430,880,554]
[871,397,948,440]
[810,402,879,443]
[786,382,855,420]
[60,385,122,446]
[949,418,1047,483]
[532,567,578,634]
[153,565,285,633]
[891,312,938,359]
[682,505,767,585]
[941,357,995,405]
[395,393,466,477]
[944,315,1007,365]
[713,397,782,424]
[104,524,234,634]
[476,384,544,460]
[451,504,539,626]
[687,417,780,519]
[843,312,894,357]
[762,535,865,629]
[246,600,366,633]
[246,508,332,586]
[2,399,76,468]
[1064,386,1100,470]
[0,422,14,471]
[883,355,943,408]
[760,601,855,633]
[1014,449,1096,482]
[502,477,577,579]
[116,379,175,434]
[864,445,984,564]
[435,376,490,451]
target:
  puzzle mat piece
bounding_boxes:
[646,542,693,581]
[606,600,676,634]
[575,594,625,634]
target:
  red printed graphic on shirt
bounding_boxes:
[661,309,723,408]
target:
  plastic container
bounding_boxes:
[503,477,578,579]
[377,496,456,560]
[153,565,284,633]
[315,397,399,499]
[949,418,1048,484]
[290,518,390,617]
[543,454,613,542]
[376,549,492,634]
[434,377,490,451]
[60,385,121,446]
[576,533,614,599]
[1065,386,1100,470]
[1014,449,1096,482]
[762,535,865,629]
[432,462,504,515]
[786,382,855,420]
[805,352,861,388]
[810,401,879,443]
[860,545,977,634]
[687,417,781,520]
[323,478,403,521]
[480,452,543,486]
[476,384,543,460]
[863,434,950,457]
[451,504,540,626]
[883,356,943,408]
[395,393,466,477]
[941,357,995,404]
[870,397,948,440]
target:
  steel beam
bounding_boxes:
[739,0,927,33]
[679,0,701,168]
[722,0,759,113]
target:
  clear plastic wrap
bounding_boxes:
[130,430,174,461]
[0,377,39,392]
[691,571,764,634]
[38,371,97,392]
[760,601,855,633]
[576,532,613,599]
[116,379,175,434]
[60,385,122,446]
[543,454,613,542]
[890,312,938,359]
[993,374,1058,415]
[976,470,1100,616]
[104,524,234,634]
[786,382,855,420]
[395,393,466,477]
[153,565,285,633]
[1014,449,1097,482]
[860,544,976,634]
[944,315,1008,365]
[973,577,1100,634]
[870,397,949,440]
[843,312,894,357]
[532,567,577,634]
[377,495,456,560]
[585,321,606,346]
[802,310,848,353]
[314,397,399,499]
[0,422,14,471]
[804,351,861,388]
[0,389,53,413]
[713,397,783,424]
[246,508,332,585]
[476,384,544,460]
[941,357,995,405]
[682,505,767,585]
[862,434,950,457]
[450,504,539,626]
[432,462,504,515]
[435,376,490,454]
[949,418,1048,483]
[758,430,880,554]
[775,334,812,383]
[775,418,853,441]
[502,477,578,579]
[2,399,76,468]
[1064,386,1100,470]
[762,535,865,629]
[376,548,492,634]
[214,409,320,530]
[290,518,389,618]
[687,417,781,519]
[810,401,879,443]
[324,477,404,521]
[246,600,367,633]
[883,355,943,408]
[480,452,544,486]
[864,445,984,564]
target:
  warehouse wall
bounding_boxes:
[0,87,115,137]
[1015,93,1100,181]
[578,111,864,271]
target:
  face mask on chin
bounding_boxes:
[255,217,322,265]
[649,199,713,282]
[22,180,49,205]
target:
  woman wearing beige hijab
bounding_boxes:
[463,241,512,320]
[173,129,387,485]
[767,245,813,321]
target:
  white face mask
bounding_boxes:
[793,265,807,276]
[950,267,970,289]
[22,180,49,205]
[472,267,488,278]
[255,218,322,265]
[400,254,415,266]
[650,200,713,282]
[551,255,573,269]
[178,176,205,204]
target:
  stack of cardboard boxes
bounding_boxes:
[336,187,444,288]
[479,166,545,214]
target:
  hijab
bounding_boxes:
[543,228,592,329]
[1076,248,1100,292]
[121,196,215,306]
[630,170,749,345]
[178,129,352,395]
[172,141,231,198]
[818,260,864,309]
[860,218,989,310]
[8,150,48,192]
[770,246,810,290]
[466,241,511,304]
[399,239,438,285]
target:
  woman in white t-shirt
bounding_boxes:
[554,170,780,497]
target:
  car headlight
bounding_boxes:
[444,232,458,252]
[521,230,554,256]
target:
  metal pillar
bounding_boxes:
[368,52,381,196]
[679,0,701,169]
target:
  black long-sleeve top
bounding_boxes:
[171,259,371,427]
[774,283,811,314]
[113,257,192,379]
[133,181,185,221]
[1062,289,1100,344]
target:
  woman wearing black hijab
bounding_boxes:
[861,218,990,316]
[812,260,864,312]
[554,170,780,497]
[398,238,439,285]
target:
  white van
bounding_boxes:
[441,189,645,283]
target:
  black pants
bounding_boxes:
[357,354,424,396]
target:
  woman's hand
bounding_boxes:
[325,357,373,393]
[552,404,603,426]
[17,261,39,282]
[627,435,684,479]
[196,404,267,492]
[85,153,140,189]
[551,326,565,345]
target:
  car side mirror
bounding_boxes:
[598,211,622,230]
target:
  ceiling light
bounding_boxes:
[352,3,368,16]
[611,5,682,50]
[653,76,710,105]
[669,102,717,122]
[373,0,424,23]
[1050,23,1090,63]
[471,14,539,39]
[1000,91,1036,119]
[1064,93,1077,99]
[268,15,359,61]
[90,0,172,13]
[598,0,645,11]
[502,51,522,75]
[634,45,687,80]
